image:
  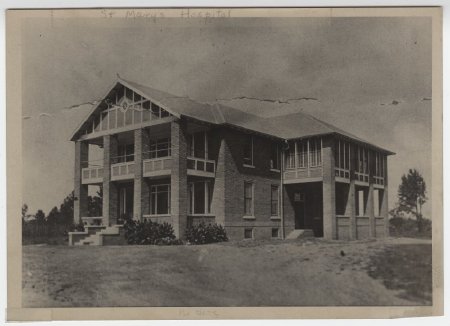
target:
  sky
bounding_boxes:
[21,15,432,218]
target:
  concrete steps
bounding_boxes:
[70,225,123,246]
[286,229,315,240]
[76,233,101,246]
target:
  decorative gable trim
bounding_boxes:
[70,78,180,141]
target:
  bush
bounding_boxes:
[185,222,228,245]
[123,219,179,245]
[389,217,431,239]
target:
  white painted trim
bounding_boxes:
[335,177,350,184]
[243,164,255,169]
[78,116,175,141]
[186,169,215,178]
[143,169,171,178]
[283,176,323,184]
[143,214,171,218]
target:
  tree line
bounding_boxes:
[390,168,430,237]
[22,189,103,243]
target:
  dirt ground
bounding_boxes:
[22,237,432,307]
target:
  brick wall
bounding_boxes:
[74,141,89,224]
[171,120,188,238]
[210,127,286,240]
[103,135,119,226]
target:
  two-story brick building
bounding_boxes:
[69,77,394,245]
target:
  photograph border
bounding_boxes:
[5,6,443,321]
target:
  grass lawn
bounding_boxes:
[22,237,432,307]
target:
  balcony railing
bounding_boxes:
[374,176,385,187]
[143,157,172,177]
[355,172,369,184]
[81,166,104,184]
[283,165,322,183]
[111,161,135,181]
[335,167,350,180]
[187,156,215,177]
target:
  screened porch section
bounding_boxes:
[334,139,387,187]
[283,137,323,183]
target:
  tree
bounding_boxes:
[22,204,28,221]
[88,188,103,217]
[35,209,45,225]
[397,169,427,232]
[59,192,74,225]
[46,206,60,225]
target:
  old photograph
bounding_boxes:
[6,7,443,319]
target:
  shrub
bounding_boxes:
[123,219,179,245]
[185,222,228,245]
[389,217,431,239]
[66,222,85,233]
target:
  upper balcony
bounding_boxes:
[81,156,216,183]
[111,160,135,181]
[187,156,216,178]
[82,166,104,185]
[143,156,172,177]
[283,150,323,184]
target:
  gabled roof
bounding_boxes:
[71,77,394,155]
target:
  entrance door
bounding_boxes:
[294,192,306,229]
[118,183,134,222]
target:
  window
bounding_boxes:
[356,146,369,174]
[271,228,280,238]
[188,181,212,215]
[335,140,351,178]
[243,135,253,166]
[244,182,254,216]
[270,142,280,170]
[188,132,208,159]
[286,144,295,169]
[117,144,134,163]
[297,140,308,168]
[149,138,171,159]
[244,228,253,239]
[271,185,279,216]
[150,184,171,215]
[374,152,385,177]
[309,138,322,167]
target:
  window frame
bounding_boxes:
[270,185,280,217]
[243,181,254,217]
[188,131,208,159]
[244,228,254,239]
[188,181,212,216]
[149,137,171,159]
[271,228,280,239]
[149,184,171,216]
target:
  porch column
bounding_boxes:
[171,119,188,239]
[368,151,376,238]
[381,156,389,237]
[74,141,89,225]
[212,130,227,226]
[133,128,150,221]
[367,184,375,238]
[103,134,118,226]
[322,137,337,240]
[347,144,357,240]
